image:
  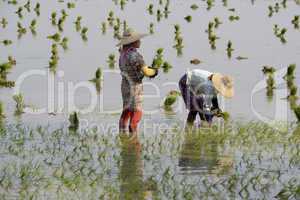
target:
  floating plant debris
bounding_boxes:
[190,4,199,10]
[236,56,248,60]
[190,58,202,65]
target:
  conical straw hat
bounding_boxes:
[116,29,148,47]
[212,73,234,98]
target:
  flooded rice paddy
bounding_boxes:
[1,0,300,199]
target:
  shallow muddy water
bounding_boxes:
[0,0,300,199]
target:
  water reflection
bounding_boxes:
[179,130,233,175]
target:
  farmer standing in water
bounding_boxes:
[179,69,234,128]
[118,29,158,135]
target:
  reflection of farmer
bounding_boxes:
[179,132,233,175]
[119,134,159,200]
[119,134,144,199]
[118,29,158,134]
[179,69,234,127]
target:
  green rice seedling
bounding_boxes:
[214,17,222,28]
[0,62,13,76]
[229,15,240,21]
[51,12,57,25]
[89,68,102,93]
[164,4,170,18]
[113,22,120,38]
[291,16,299,29]
[164,90,180,110]
[190,58,202,65]
[226,40,234,58]
[47,33,61,42]
[1,18,8,28]
[101,22,107,34]
[206,0,214,10]
[120,0,126,10]
[81,27,88,41]
[29,19,37,35]
[274,3,280,12]
[284,64,296,80]
[222,0,228,7]
[0,101,5,118]
[2,40,12,46]
[34,2,40,16]
[58,17,65,32]
[268,5,274,17]
[184,15,192,23]
[69,111,79,131]
[190,4,199,10]
[162,62,172,73]
[220,112,230,121]
[107,11,114,26]
[0,79,15,88]
[24,0,30,12]
[60,37,68,50]
[288,85,298,99]
[13,93,25,115]
[149,23,154,34]
[81,27,88,35]
[281,0,287,8]
[17,22,26,37]
[123,20,128,33]
[147,4,154,15]
[74,16,82,31]
[61,9,68,18]
[276,27,287,43]
[152,48,164,69]
[294,106,300,121]
[8,56,16,65]
[67,2,75,9]
[273,24,279,35]
[228,8,235,12]
[15,7,23,18]
[49,44,59,71]
[157,9,162,22]
[208,34,219,50]
[107,54,116,69]
[262,66,276,75]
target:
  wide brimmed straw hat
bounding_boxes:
[212,73,234,98]
[117,29,148,47]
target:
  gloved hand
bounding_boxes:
[142,65,159,78]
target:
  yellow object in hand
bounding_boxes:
[142,65,158,78]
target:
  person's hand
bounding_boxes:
[212,108,223,117]
[142,66,158,78]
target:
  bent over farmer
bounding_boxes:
[179,69,234,127]
[118,29,158,134]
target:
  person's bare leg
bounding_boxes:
[185,111,198,132]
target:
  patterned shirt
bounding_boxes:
[119,47,145,111]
